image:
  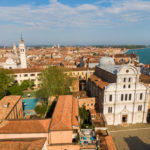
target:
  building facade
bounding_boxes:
[88,57,149,125]
[19,37,27,68]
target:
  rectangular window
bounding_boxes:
[138,105,142,111]
[125,94,128,101]
[121,94,124,101]
[140,93,143,100]
[129,94,132,100]
[109,95,112,101]
[108,107,112,113]
[30,74,35,76]
[24,74,28,77]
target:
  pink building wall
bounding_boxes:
[49,131,73,144]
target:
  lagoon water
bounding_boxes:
[126,47,150,64]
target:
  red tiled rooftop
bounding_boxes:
[0,138,46,150]
[89,74,109,89]
[13,67,43,73]
[50,95,73,131]
[105,135,117,150]
[0,96,22,121]
[72,97,79,126]
[0,119,51,134]
[50,95,79,131]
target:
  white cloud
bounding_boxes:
[0,0,149,30]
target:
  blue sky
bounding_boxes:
[0,0,150,45]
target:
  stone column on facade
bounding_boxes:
[143,90,149,123]
[132,79,137,124]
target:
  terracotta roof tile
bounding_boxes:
[0,138,46,150]
[13,67,43,73]
[105,135,117,150]
[50,95,73,131]
[72,97,79,126]
[0,119,51,134]
[89,74,109,89]
[0,96,22,121]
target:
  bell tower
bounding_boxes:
[19,35,27,68]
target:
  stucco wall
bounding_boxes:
[49,131,73,144]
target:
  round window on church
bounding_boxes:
[126,70,129,73]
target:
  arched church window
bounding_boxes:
[129,94,132,100]
[121,94,124,101]
[140,93,143,100]
[109,95,112,101]
[129,78,131,82]
[124,78,126,82]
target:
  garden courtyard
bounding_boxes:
[108,124,150,150]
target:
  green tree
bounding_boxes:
[0,69,14,99]
[20,80,30,90]
[79,105,92,128]
[7,85,23,95]
[34,102,47,118]
[20,79,34,91]
[36,66,74,99]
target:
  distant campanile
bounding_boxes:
[19,36,27,68]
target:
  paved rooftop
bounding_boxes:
[109,124,150,150]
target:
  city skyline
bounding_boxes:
[0,0,150,45]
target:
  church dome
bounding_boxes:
[99,57,115,66]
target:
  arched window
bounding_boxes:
[123,85,126,88]
[124,78,126,82]
[109,95,112,101]
[129,94,132,100]
[128,85,131,88]
[140,93,143,100]
[129,78,131,82]
[121,94,124,101]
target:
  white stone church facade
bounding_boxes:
[1,37,27,69]
[88,57,149,125]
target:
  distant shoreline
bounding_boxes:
[125,47,148,54]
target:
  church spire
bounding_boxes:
[20,34,24,44]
